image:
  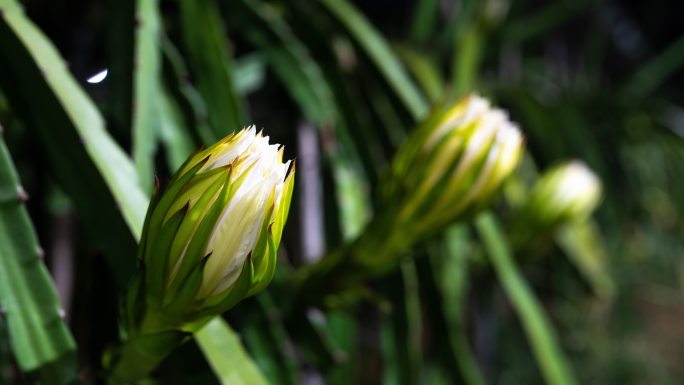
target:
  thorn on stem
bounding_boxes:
[16,186,29,203]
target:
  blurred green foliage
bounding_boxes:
[0,0,682,384]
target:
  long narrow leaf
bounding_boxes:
[0,132,77,383]
[475,212,578,385]
[316,0,428,120]
[179,0,246,137]
[132,0,163,192]
[0,0,148,286]
[195,318,269,385]
[434,226,486,385]
[233,0,336,126]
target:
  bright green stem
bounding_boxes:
[108,331,185,384]
[474,212,578,385]
[108,311,188,384]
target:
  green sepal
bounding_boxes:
[163,253,211,316]
[122,272,146,335]
[401,125,469,217]
[146,156,210,248]
[247,229,278,297]
[248,193,276,281]
[136,178,161,263]
[426,138,498,229]
[390,101,449,179]
[164,165,231,220]
[198,254,254,316]
[165,169,229,295]
[271,166,295,246]
[167,159,258,307]
[145,204,189,308]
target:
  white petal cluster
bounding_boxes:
[527,160,602,226]
[547,161,602,219]
[199,126,291,298]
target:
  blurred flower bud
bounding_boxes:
[525,161,602,226]
[293,95,524,305]
[127,127,294,331]
[386,94,524,239]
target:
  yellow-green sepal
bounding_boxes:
[197,254,255,317]
[145,203,189,308]
[246,229,278,297]
[163,253,211,316]
[146,157,210,248]
[164,168,232,301]
[271,165,295,246]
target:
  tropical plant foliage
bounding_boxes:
[0,0,682,384]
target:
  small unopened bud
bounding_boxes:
[525,161,602,226]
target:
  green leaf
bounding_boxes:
[232,0,336,126]
[0,0,149,288]
[0,132,77,380]
[433,227,486,385]
[382,260,422,385]
[179,0,246,137]
[393,45,444,102]
[0,0,148,236]
[160,37,215,146]
[409,0,440,44]
[475,212,578,385]
[316,0,428,120]
[157,84,196,171]
[620,34,684,100]
[195,317,269,385]
[132,0,164,192]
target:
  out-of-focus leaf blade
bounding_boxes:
[160,37,215,146]
[556,221,615,300]
[620,34,684,100]
[475,212,578,385]
[157,85,195,171]
[195,317,269,385]
[434,226,486,385]
[132,0,163,192]
[393,45,444,102]
[242,296,299,385]
[316,0,428,120]
[179,0,246,137]
[233,0,336,126]
[409,0,440,44]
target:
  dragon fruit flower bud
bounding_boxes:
[387,94,524,239]
[526,161,602,226]
[128,126,294,330]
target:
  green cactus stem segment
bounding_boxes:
[291,209,413,310]
[107,310,193,384]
